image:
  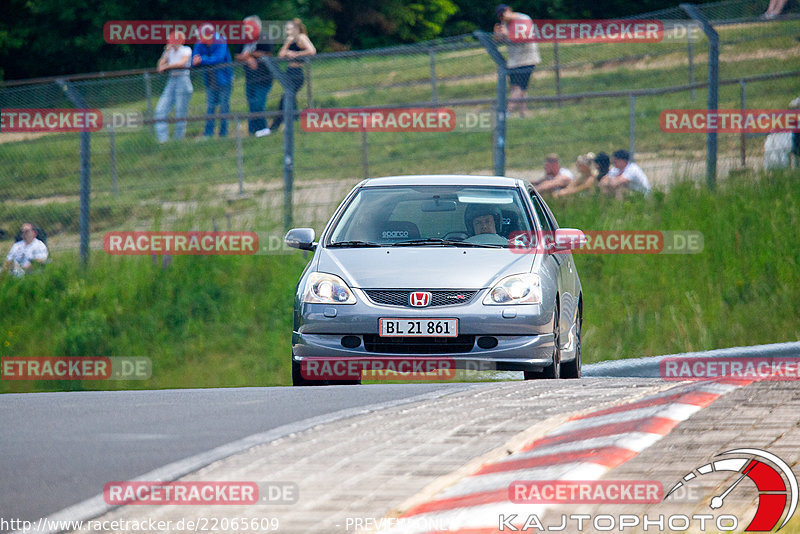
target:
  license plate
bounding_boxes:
[379,318,458,337]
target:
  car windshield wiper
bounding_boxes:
[328,240,383,248]
[391,238,503,248]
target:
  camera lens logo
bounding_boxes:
[666,448,798,531]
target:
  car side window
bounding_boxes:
[528,189,552,232]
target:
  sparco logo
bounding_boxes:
[382,230,409,239]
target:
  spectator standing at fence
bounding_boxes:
[263,19,316,135]
[193,23,234,138]
[554,152,599,197]
[494,4,541,118]
[763,0,789,18]
[154,31,193,143]
[599,149,651,197]
[235,16,274,137]
[2,223,48,276]
[532,153,574,193]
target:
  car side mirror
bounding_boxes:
[551,228,587,252]
[284,228,316,251]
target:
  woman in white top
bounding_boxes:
[154,31,194,142]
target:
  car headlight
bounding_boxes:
[483,273,542,305]
[303,272,357,304]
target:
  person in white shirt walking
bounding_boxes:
[3,223,48,276]
[600,149,651,197]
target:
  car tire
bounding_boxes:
[292,359,318,386]
[291,359,362,386]
[561,305,581,379]
[523,304,560,380]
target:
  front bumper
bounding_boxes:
[292,288,556,372]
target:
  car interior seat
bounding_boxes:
[378,221,421,242]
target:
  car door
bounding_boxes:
[532,188,581,346]
[527,186,577,347]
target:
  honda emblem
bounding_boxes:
[409,291,432,307]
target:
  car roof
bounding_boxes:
[360,175,523,187]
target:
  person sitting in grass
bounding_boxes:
[599,149,651,198]
[2,223,48,276]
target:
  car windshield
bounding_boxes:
[327,185,533,247]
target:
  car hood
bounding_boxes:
[315,247,537,289]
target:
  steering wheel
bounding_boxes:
[443,231,468,241]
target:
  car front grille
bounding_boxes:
[364,289,478,307]
[362,334,476,354]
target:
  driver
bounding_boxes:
[464,204,507,245]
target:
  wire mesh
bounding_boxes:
[0,0,798,259]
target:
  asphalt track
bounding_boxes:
[0,384,469,531]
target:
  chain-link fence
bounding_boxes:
[1,0,798,261]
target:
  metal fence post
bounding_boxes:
[265,58,296,230]
[361,130,370,179]
[681,3,719,190]
[554,42,562,107]
[475,31,508,177]
[629,93,636,158]
[429,47,439,105]
[56,79,91,266]
[144,71,153,120]
[688,31,695,100]
[305,58,313,108]
[740,79,746,167]
[109,122,118,196]
[235,117,244,195]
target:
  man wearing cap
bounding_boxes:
[192,23,234,138]
[494,4,541,118]
[599,150,651,196]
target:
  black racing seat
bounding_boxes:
[500,210,521,237]
[379,221,421,242]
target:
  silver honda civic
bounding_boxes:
[285,175,585,386]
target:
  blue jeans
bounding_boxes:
[154,76,193,142]
[204,84,232,137]
[270,67,304,130]
[245,81,272,133]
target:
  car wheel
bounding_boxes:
[291,359,362,386]
[523,304,560,380]
[561,306,581,379]
[292,359,317,386]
